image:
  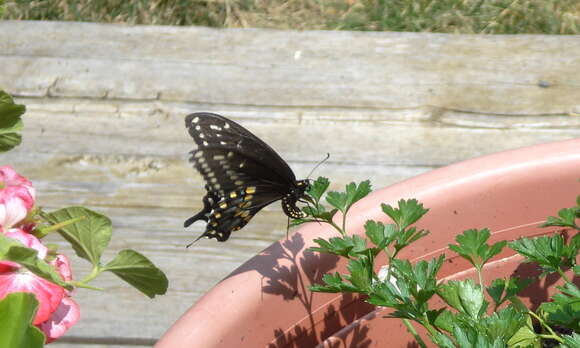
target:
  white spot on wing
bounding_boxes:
[192,116,200,123]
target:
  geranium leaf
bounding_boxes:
[43,206,112,266]
[0,90,25,153]
[0,293,45,348]
[102,249,168,298]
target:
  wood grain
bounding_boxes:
[0,21,578,347]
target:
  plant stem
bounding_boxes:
[476,265,484,286]
[33,216,85,238]
[403,319,428,348]
[341,209,347,236]
[69,281,103,291]
[557,268,572,284]
[528,310,564,343]
[79,265,102,285]
[328,220,345,236]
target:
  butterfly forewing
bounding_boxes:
[186,113,297,184]
[185,113,308,242]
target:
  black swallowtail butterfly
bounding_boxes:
[184,112,309,242]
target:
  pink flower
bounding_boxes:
[39,254,79,343]
[0,166,35,200]
[50,254,73,283]
[38,296,80,343]
[0,229,48,270]
[0,167,35,229]
[0,230,63,324]
[0,167,80,343]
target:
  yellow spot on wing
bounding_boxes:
[245,187,256,194]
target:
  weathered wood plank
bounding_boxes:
[2,21,580,114]
[12,98,580,167]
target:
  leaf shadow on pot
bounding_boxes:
[512,262,580,310]
[230,233,375,348]
[512,229,580,309]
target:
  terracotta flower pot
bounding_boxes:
[156,138,580,348]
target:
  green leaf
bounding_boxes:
[561,332,580,348]
[309,235,370,258]
[430,331,456,348]
[388,256,443,305]
[509,234,572,275]
[0,233,71,290]
[0,90,25,152]
[481,307,526,341]
[310,272,359,293]
[540,282,580,331]
[449,228,507,270]
[326,180,371,213]
[540,207,579,229]
[309,236,355,257]
[486,277,532,309]
[381,199,429,230]
[452,325,506,348]
[345,258,372,292]
[438,279,488,321]
[394,226,430,253]
[364,220,397,250]
[291,204,338,226]
[507,316,541,348]
[307,176,330,202]
[102,249,168,298]
[368,279,429,322]
[433,309,455,333]
[0,293,45,348]
[43,206,112,266]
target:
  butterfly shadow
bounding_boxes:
[230,233,375,348]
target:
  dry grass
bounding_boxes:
[3,0,580,34]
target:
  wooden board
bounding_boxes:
[0,20,579,347]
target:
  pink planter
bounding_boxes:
[156,138,580,348]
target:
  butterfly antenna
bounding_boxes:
[306,153,330,180]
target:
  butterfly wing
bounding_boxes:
[185,112,300,241]
[186,112,297,188]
